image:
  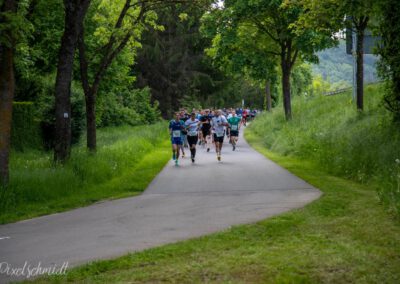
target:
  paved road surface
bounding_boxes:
[0,130,321,283]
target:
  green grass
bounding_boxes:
[250,84,400,217]
[0,122,171,224]
[26,121,400,283]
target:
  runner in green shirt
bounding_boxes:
[228,111,241,151]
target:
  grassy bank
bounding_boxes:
[27,123,400,283]
[0,122,170,224]
[250,84,400,216]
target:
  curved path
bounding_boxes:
[0,130,321,283]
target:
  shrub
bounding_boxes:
[11,102,41,151]
[97,87,161,127]
[36,76,85,149]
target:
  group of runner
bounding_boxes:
[169,108,258,166]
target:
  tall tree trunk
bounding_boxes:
[0,0,17,187]
[281,55,292,120]
[85,90,96,151]
[265,80,272,112]
[77,31,96,151]
[355,19,368,111]
[54,0,90,163]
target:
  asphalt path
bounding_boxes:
[0,129,321,283]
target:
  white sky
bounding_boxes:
[212,0,224,8]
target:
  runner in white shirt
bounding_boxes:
[211,109,229,161]
[185,112,201,163]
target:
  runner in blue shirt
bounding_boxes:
[169,112,185,166]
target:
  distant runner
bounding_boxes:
[185,112,201,163]
[228,111,241,151]
[169,112,185,166]
[179,110,189,157]
[200,109,213,152]
[211,109,229,161]
[242,108,248,126]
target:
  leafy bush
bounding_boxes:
[97,87,161,127]
[250,84,400,216]
[11,102,41,151]
[35,76,86,150]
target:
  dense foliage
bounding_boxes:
[378,0,400,121]
[250,84,400,216]
[11,102,41,151]
[133,3,265,117]
[11,0,163,149]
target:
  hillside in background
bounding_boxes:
[312,41,379,88]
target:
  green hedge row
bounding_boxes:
[11,102,41,151]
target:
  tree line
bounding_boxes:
[1,0,400,187]
[1,0,212,186]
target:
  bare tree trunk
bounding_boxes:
[355,17,368,111]
[77,32,96,151]
[85,90,96,150]
[0,0,17,187]
[54,0,90,163]
[265,80,272,112]
[281,54,292,120]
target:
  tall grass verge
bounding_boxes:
[250,84,400,216]
[0,122,170,224]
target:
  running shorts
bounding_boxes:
[202,128,211,137]
[213,133,224,143]
[187,135,198,147]
[230,130,239,137]
[171,137,182,145]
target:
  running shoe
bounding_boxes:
[207,148,210,152]
[175,160,179,166]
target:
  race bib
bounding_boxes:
[216,130,224,137]
[172,130,181,138]
[231,125,238,131]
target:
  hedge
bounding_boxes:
[11,102,42,151]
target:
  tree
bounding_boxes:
[206,0,333,120]
[378,0,400,121]
[0,0,30,185]
[133,1,223,117]
[0,0,17,186]
[78,0,149,151]
[78,0,210,151]
[54,0,90,163]
[201,11,278,111]
[301,0,378,111]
